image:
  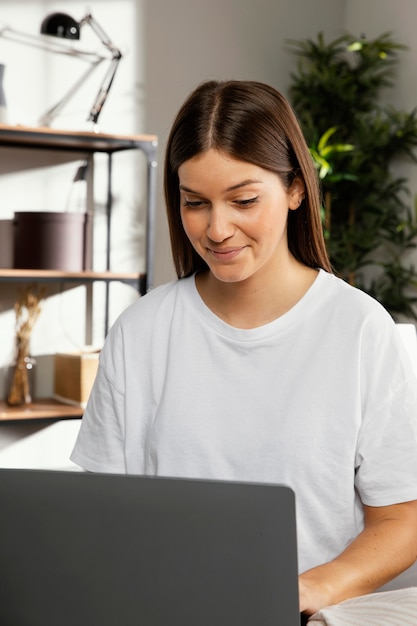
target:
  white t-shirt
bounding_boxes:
[71,270,417,574]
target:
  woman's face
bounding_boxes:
[178,149,304,286]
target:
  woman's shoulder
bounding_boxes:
[133,278,184,307]
[319,270,393,321]
[316,272,408,366]
[112,276,193,329]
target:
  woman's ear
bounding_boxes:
[288,178,306,211]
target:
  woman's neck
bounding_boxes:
[195,260,318,329]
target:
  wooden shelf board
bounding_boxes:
[0,398,84,422]
[0,269,144,283]
[0,124,158,154]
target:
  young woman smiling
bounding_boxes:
[178,148,315,328]
[72,80,417,620]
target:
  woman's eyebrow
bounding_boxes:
[227,179,263,191]
[179,184,199,193]
[179,179,263,194]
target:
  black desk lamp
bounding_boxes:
[0,11,122,128]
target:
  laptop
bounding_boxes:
[0,469,300,626]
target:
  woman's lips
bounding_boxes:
[208,247,245,261]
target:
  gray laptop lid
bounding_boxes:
[0,469,300,626]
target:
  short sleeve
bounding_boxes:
[70,322,127,473]
[355,319,417,506]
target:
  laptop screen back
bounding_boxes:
[0,469,300,626]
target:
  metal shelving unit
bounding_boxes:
[0,124,158,421]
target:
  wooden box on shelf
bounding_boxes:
[54,350,99,407]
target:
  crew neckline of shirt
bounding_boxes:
[181,268,329,342]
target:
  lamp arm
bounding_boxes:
[79,14,123,125]
[38,60,103,127]
[0,25,104,64]
[79,13,122,58]
[88,56,121,125]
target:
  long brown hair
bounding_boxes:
[164,80,331,278]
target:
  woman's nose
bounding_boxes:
[207,205,234,242]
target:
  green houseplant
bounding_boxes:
[288,32,417,320]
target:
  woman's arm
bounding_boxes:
[299,499,417,615]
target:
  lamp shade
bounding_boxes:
[40,13,80,40]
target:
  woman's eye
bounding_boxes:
[236,197,259,207]
[183,199,205,208]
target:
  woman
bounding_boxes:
[71,80,417,618]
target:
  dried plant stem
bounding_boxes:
[7,284,45,406]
